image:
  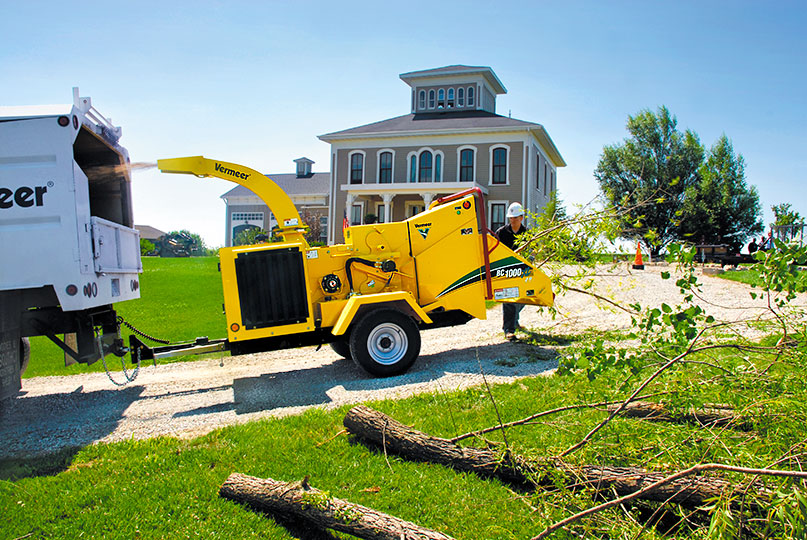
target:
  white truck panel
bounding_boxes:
[0,105,141,312]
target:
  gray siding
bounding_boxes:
[338,142,524,185]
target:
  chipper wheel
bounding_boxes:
[349,308,420,377]
[329,339,352,360]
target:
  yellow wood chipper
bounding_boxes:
[131,156,554,376]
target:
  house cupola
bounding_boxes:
[400,65,507,114]
[294,157,314,178]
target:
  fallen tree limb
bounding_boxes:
[343,405,766,509]
[532,463,807,540]
[607,401,752,430]
[219,472,455,540]
[450,391,670,443]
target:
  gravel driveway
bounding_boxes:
[1,265,801,459]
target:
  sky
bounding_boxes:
[1,0,805,247]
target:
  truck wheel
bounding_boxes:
[329,339,352,360]
[19,337,30,376]
[349,309,420,377]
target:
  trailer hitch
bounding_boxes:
[129,335,228,364]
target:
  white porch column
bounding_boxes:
[421,192,434,208]
[345,193,356,223]
[382,193,395,223]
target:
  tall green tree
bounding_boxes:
[678,135,762,249]
[233,227,269,246]
[595,106,703,256]
[771,203,804,242]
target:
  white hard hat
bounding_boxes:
[506,202,525,218]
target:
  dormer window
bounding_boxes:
[428,90,435,109]
[418,90,426,110]
[447,88,454,108]
[437,88,445,109]
[467,86,475,107]
[458,87,464,107]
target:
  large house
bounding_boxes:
[319,65,566,243]
[220,157,329,246]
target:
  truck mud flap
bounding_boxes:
[0,292,22,401]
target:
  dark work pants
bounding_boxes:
[502,303,524,333]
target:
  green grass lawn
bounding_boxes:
[24,256,226,378]
[3,337,806,539]
[8,257,807,538]
[716,268,760,286]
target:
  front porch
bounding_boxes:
[341,182,488,224]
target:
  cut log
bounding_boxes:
[220,472,456,540]
[343,405,764,509]
[607,401,751,430]
[343,405,534,487]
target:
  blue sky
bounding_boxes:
[2,0,804,247]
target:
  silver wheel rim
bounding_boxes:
[366,323,408,366]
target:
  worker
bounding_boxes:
[748,238,758,254]
[496,202,528,341]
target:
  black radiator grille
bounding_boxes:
[234,247,309,329]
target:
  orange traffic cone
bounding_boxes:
[632,244,645,270]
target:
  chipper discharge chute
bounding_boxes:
[137,156,554,376]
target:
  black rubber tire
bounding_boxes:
[349,309,420,377]
[329,338,352,360]
[19,337,30,376]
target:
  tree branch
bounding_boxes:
[531,463,807,540]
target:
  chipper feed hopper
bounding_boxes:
[143,156,554,376]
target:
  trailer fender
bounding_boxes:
[331,292,432,336]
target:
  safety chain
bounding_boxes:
[99,331,142,387]
[116,315,170,344]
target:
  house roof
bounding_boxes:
[319,111,566,167]
[135,225,167,240]
[399,65,507,94]
[221,172,330,200]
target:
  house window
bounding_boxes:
[457,87,464,107]
[409,155,417,182]
[492,148,507,184]
[435,154,442,182]
[460,149,474,181]
[491,203,506,231]
[419,151,432,182]
[376,203,386,223]
[437,89,444,108]
[543,163,548,195]
[418,90,426,110]
[536,155,541,190]
[379,151,392,183]
[467,86,475,107]
[350,204,363,225]
[447,88,454,108]
[232,212,264,222]
[350,153,363,184]
[428,90,435,109]
[551,171,555,193]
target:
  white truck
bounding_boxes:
[0,88,142,400]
